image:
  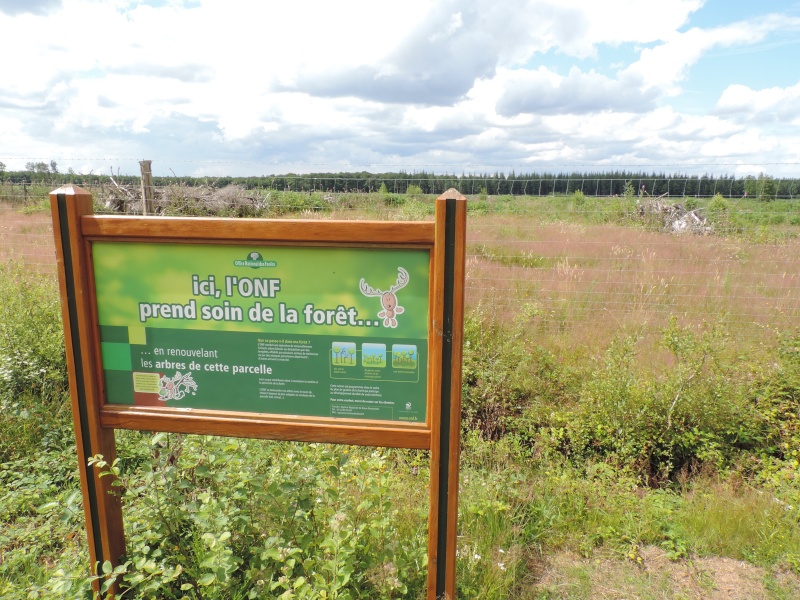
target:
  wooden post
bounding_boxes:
[50,185,126,593]
[428,188,467,599]
[139,160,154,215]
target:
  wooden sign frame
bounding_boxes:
[51,185,466,599]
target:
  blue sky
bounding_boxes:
[1,0,799,177]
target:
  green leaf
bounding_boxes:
[197,573,216,586]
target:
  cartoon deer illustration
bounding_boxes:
[360,267,409,328]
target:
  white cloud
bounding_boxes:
[494,66,656,116]
[716,82,800,125]
[0,0,62,16]
[541,0,703,58]
[1,0,799,177]
[622,13,800,93]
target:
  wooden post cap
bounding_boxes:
[436,188,466,201]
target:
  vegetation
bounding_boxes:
[1,166,799,200]
[2,187,800,598]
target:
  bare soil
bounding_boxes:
[535,547,800,599]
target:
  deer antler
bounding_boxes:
[391,268,410,293]
[360,278,383,297]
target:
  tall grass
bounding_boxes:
[2,192,800,597]
[466,216,800,367]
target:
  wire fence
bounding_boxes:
[3,185,799,358]
[1,175,799,200]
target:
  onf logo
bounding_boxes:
[234,252,277,269]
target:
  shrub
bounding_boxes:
[752,331,800,510]
[462,304,574,441]
[0,263,67,403]
[0,264,70,463]
[467,199,490,215]
[90,437,427,598]
[707,193,729,222]
[383,194,406,207]
[543,319,763,483]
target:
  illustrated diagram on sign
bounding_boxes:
[158,371,198,400]
[392,344,418,369]
[331,342,357,366]
[359,267,409,328]
[362,343,386,367]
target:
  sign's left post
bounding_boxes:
[51,186,125,594]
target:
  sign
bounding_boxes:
[93,242,430,423]
[51,185,465,599]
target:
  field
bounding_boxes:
[2,187,800,598]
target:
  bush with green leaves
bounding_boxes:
[462,307,536,440]
[540,318,764,483]
[751,330,800,512]
[0,262,67,403]
[0,262,70,463]
[89,435,427,599]
[462,304,575,441]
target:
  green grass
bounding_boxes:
[3,194,800,597]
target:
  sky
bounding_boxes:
[1,0,800,178]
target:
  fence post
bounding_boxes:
[428,188,466,599]
[139,160,154,215]
[50,185,126,594]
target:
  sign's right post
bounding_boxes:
[428,188,467,599]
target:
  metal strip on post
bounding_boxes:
[435,196,457,597]
[433,188,467,599]
[56,194,105,567]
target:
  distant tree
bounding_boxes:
[50,160,58,174]
[757,173,776,200]
[744,176,756,198]
[24,162,35,171]
[34,162,49,174]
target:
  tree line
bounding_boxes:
[0,163,795,199]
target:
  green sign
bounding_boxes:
[93,242,430,423]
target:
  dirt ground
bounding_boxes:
[534,547,800,599]
[0,204,56,273]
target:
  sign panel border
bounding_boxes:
[83,215,438,448]
[51,186,465,598]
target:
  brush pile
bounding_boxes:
[637,194,712,234]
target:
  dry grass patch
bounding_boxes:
[466,217,800,361]
[0,203,55,274]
